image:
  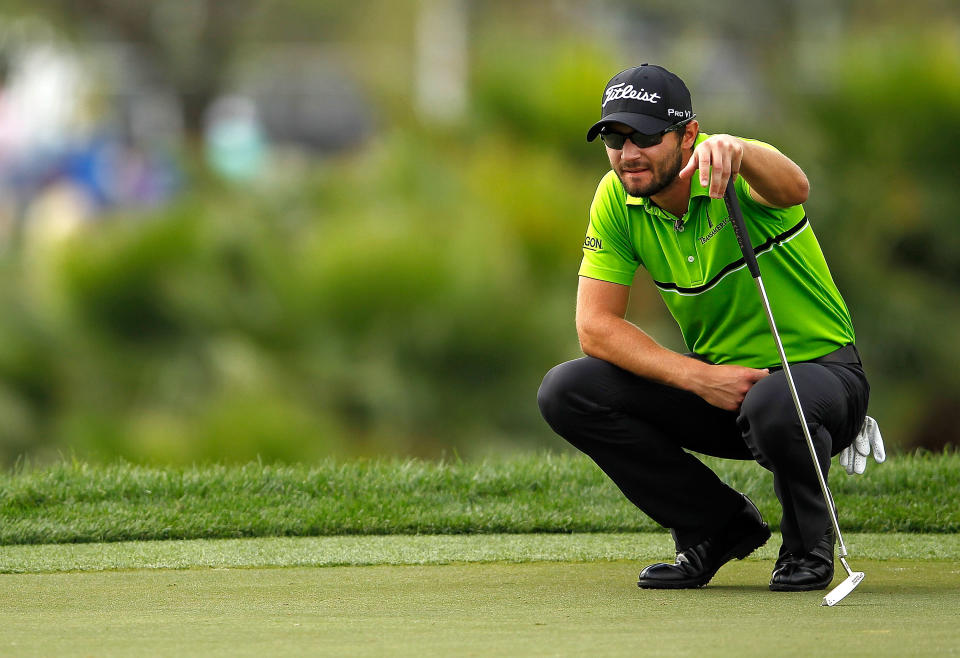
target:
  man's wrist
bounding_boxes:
[673,356,710,395]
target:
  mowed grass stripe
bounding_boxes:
[4,561,959,658]
[2,533,959,574]
[1,452,958,545]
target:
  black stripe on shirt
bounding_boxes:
[652,217,809,295]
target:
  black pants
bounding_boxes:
[537,354,869,554]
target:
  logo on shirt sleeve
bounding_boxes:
[583,236,603,252]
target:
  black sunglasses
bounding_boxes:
[600,116,695,150]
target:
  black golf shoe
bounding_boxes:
[637,494,771,589]
[769,528,835,591]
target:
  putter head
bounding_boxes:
[821,570,865,606]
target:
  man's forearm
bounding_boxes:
[577,313,707,393]
[736,139,809,208]
[577,311,770,411]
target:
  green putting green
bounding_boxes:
[2,559,958,656]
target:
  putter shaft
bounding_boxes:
[723,179,863,604]
[751,276,851,565]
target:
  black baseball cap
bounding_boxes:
[586,64,694,142]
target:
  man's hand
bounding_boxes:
[839,416,885,475]
[679,134,743,199]
[690,364,769,411]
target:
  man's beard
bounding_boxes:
[616,142,683,198]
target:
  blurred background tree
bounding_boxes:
[0,0,956,465]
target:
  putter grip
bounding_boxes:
[724,179,761,279]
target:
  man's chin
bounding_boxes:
[618,178,656,198]
[621,173,681,198]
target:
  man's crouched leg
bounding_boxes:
[637,494,771,589]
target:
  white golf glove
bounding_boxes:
[838,415,885,475]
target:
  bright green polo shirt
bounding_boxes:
[579,133,855,368]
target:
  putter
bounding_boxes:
[723,179,864,607]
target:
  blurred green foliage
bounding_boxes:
[800,29,960,451]
[0,125,595,464]
[473,36,612,163]
[0,8,958,464]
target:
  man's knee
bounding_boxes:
[537,357,612,432]
[538,359,582,430]
[738,374,805,461]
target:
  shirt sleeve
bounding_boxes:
[577,173,640,286]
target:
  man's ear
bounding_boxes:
[682,120,699,150]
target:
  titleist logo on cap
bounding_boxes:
[603,83,661,108]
